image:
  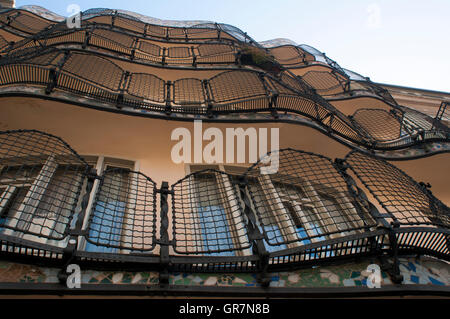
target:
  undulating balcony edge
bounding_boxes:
[0,130,448,287]
[0,8,448,158]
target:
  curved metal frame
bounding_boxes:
[0,47,447,153]
[0,8,447,154]
[0,130,447,280]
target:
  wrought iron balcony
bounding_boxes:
[0,130,448,285]
[0,46,448,154]
[0,7,448,158]
[0,7,415,106]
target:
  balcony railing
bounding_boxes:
[0,130,448,284]
[0,8,255,44]
[0,47,448,153]
[0,7,403,109]
[1,23,240,67]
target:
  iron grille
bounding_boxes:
[171,169,251,255]
[84,168,157,252]
[0,130,447,271]
[0,130,89,241]
[345,151,450,228]
[244,149,377,250]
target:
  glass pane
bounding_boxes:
[86,168,129,253]
[195,174,234,256]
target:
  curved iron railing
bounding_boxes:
[0,8,253,44]
[0,130,448,278]
[0,130,89,241]
[300,70,349,96]
[244,149,378,249]
[0,9,57,35]
[171,169,251,255]
[0,7,402,108]
[351,107,449,148]
[84,168,157,252]
[0,47,447,152]
[1,22,239,66]
[1,8,447,152]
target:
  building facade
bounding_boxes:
[0,5,448,297]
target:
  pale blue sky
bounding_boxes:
[15,0,450,92]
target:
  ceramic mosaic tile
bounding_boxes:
[0,256,448,289]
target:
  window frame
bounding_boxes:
[186,164,251,256]
[218,166,369,257]
[0,154,85,246]
[79,155,138,253]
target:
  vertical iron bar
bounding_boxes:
[165,80,172,115]
[157,181,172,288]
[45,50,70,94]
[116,71,129,109]
[191,46,197,67]
[58,167,97,285]
[386,222,403,284]
[260,73,278,118]
[202,79,213,118]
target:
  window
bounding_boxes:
[81,156,136,253]
[193,172,234,256]
[261,175,362,251]
[220,165,367,257]
[0,155,85,246]
[244,176,287,253]
[186,164,251,256]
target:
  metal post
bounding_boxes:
[82,29,91,49]
[385,221,403,284]
[260,73,278,119]
[215,23,221,40]
[45,51,70,95]
[130,38,139,61]
[202,79,214,118]
[156,181,173,288]
[116,71,129,109]
[58,167,98,285]
[191,46,197,67]
[161,47,166,66]
[165,80,172,115]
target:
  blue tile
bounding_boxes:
[271,276,280,281]
[407,262,416,272]
[428,277,445,286]
[351,271,361,278]
[410,275,419,284]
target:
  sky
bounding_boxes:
[14,0,450,93]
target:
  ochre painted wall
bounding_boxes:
[1,96,449,205]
